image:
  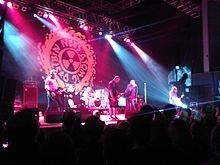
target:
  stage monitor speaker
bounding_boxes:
[76,109,92,123]
[45,111,64,123]
[23,85,38,108]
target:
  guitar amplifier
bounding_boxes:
[23,85,38,108]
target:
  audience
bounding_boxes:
[0,103,219,165]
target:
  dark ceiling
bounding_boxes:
[57,0,202,43]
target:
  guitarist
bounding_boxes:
[108,75,121,120]
[169,86,187,109]
[44,69,64,112]
[124,79,138,118]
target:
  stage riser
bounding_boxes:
[45,110,92,123]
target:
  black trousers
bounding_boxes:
[46,92,64,111]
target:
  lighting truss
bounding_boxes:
[8,0,132,38]
[163,0,201,18]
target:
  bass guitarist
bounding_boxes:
[108,75,121,120]
[44,69,64,112]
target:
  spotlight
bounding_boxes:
[37,10,43,17]
[79,24,84,28]
[43,12,49,18]
[124,38,131,43]
[0,0,4,5]
[126,38,131,43]
[60,18,65,23]
[83,25,88,31]
[33,13,37,18]
[105,34,112,39]
[98,31,102,35]
[65,20,70,25]
[175,66,180,70]
[48,13,55,20]
[12,3,19,9]
[21,6,27,12]
[7,1,12,8]
[131,42,135,47]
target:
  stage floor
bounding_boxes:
[39,114,126,129]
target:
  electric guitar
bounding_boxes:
[109,93,124,106]
[49,87,67,100]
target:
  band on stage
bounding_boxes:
[44,69,143,119]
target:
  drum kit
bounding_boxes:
[80,88,109,109]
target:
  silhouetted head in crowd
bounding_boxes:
[84,115,105,142]
[139,104,155,120]
[62,111,81,130]
[163,104,176,123]
[42,132,76,164]
[211,125,220,154]
[6,108,40,144]
[103,128,129,165]
[127,110,152,147]
[0,119,5,147]
[168,118,191,147]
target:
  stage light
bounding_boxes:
[105,34,112,39]
[175,66,180,70]
[0,0,4,5]
[33,13,37,18]
[126,38,131,43]
[48,13,55,20]
[21,6,27,12]
[37,10,43,17]
[7,1,12,8]
[98,31,102,35]
[60,17,65,23]
[12,3,19,9]
[131,42,135,47]
[65,19,70,25]
[83,25,88,31]
[43,12,49,18]
[79,24,84,28]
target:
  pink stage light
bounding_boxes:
[99,31,102,35]
[124,38,131,43]
[43,12,49,18]
[13,3,20,10]
[79,24,84,28]
[126,38,131,43]
[7,1,12,8]
[49,13,55,20]
[83,25,88,31]
[0,0,4,5]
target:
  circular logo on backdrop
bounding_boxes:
[37,27,96,92]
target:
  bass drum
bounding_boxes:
[94,98,101,107]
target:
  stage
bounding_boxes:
[39,112,126,129]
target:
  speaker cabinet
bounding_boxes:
[23,85,38,108]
